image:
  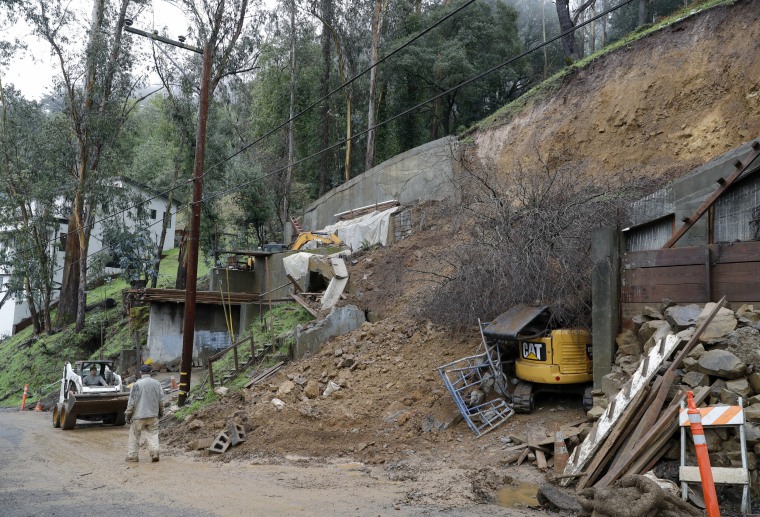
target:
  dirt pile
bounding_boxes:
[473,0,760,185]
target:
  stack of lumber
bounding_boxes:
[502,420,590,472]
[129,288,261,305]
[563,297,726,490]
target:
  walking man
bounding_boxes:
[125,376,164,462]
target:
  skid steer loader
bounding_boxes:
[53,360,129,430]
[482,305,593,413]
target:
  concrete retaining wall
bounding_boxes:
[302,136,460,230]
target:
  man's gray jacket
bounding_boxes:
[125,377,164,420]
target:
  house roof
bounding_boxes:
[113,177,182,207]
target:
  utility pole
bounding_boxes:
[122,21,207,406]
[178,44,212,406]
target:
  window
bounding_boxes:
[150,209,157,220]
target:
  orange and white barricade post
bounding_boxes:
[20,384,28,411]
[683,391,720,517]
[679,392,751,516]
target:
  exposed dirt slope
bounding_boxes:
[160,2,759,512]
[474,0,760,183]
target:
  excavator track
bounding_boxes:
[512,381,535,413]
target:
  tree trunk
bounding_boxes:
[318,0,332,196]
[365,0,382,172]
[638,0,649,26]
[344,94,351,182]
[590,5,596,53]
[555,0,579,62]
[283,0,297,245]
[57,214,81,327]
[151,134,184,289]
[175,230,188,290]
[24,277,41,334]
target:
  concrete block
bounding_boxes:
[208,431,231,453]
[226,422,246,446]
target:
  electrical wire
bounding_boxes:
[200,0,637,203]
[6,0,478,259]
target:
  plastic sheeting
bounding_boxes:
[322,206,399,251]
[282,252,312,280]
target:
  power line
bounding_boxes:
[7,0,478,259]
[200,0,637,204]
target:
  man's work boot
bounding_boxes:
[126,455,138,463]
[151,454,159,463]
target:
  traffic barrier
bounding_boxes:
[686,391,720,517]
[20,384,28,411]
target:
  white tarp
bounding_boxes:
[282,252,312,280]
[322,206,399,251]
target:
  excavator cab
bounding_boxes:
[483,306,593,413]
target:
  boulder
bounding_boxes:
[587,405,605,421]
[749,373,760,394]
[644,323,671,354]
[601,369,628,400]
[304,380,320,399]
[322,380,341,397]
[682,357,699,371]
[745,404,760,423]
[642,306,665,320]
[660,298,677,313]
[638,320,670,346]
[665,304,702,330]
[277,380,296,396]
[421,396,462,432]
[719,327,760,367]
[696,303,737,344]
[686,343,705,360]
[271,397,285,410]
[616,330,642,356]
[617,355,641,376]
[725,378,752,398]
[720,388,741,406]
[746,422,760,446]
[682,371,709,388]
[697,350,747,379]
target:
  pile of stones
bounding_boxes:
[596,301,760,487]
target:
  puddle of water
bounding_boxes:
[495,481,540,508]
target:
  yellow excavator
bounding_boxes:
[289,216,343,251]
[482,305,593,413]
[290,231,343,251]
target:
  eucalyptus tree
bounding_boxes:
[24,0,156,331]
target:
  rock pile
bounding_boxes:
[599,300,760,489]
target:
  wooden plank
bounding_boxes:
[710,241,760,264]
[516,448,530,466]
[623,265,705,285]
[662,141,760,248]
[290,294,318,318]
[576,380,655,490]
[621,283,705,304]
[622,387,710,481]
[286,274,303,293]
[680,466,749,485]
[535,450,548,470]
[562,333,682,483]
[243,361,284,389]
[623,247,707,269]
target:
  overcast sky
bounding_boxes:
[2,0,193,100]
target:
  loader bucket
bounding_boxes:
[61,393,129,430]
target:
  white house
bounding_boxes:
[0,178,181,337]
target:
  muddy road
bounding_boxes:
[0,411,548,516]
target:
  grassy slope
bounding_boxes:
[0,248,204,406]
[464,0,735,136]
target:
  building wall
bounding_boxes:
[301,136,460,230]
[625,138,760,250]
[0,182,179,336]
[146,301,242,364]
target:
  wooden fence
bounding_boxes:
[621,241,760,318]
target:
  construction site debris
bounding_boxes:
[322,380,340,397]
[271,398,285,410]
[321,206,399,251]
[577,475,701,517]
[208,431,231,454]
[537,484,581,512]
[294,305,365,358]
[243,362,284,389]
[226,422,246,446]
